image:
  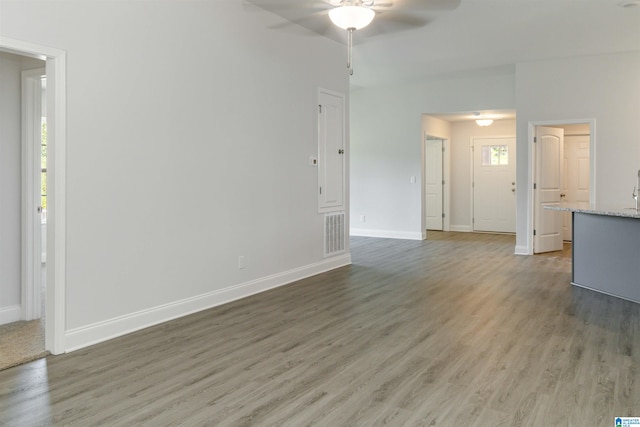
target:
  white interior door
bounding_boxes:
[534,126,564,253]
[317,89,345,213]
[425,138,443,231]
[473,137,516,233]
[562,135,590,241]
[21,68,46,322]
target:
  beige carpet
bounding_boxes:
[0,319,48,371]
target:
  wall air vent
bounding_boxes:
[324,211,345,257]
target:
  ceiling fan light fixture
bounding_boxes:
[476,119,494,127]
[329,5,375,30]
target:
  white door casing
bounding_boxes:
[425,138,443,231]
[2,36,67,355]
[534,126,564,253]
[562,135,590,241]
[472,137,516,233]
[318,89,345,213]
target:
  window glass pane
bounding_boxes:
[491,146,500,165]
[481,146,491,165]
[481,144,509,166]
[499,145,508,165]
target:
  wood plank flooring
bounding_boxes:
[1,232,639,426]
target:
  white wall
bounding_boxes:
[350,68,516,239]
[515,51,640,253]
[0,51,45,324]
[0,1,349,349]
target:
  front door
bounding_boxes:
[473,137,516,233]
[534,126,564,253]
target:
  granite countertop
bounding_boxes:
[545,202,640,218]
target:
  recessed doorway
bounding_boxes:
[529,120,594,254]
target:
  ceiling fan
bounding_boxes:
[246,0,460,75]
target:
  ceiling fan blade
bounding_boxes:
[245,0,338,38]
[244,0,330,11]
[391,0,461,11]
[269,10,337,37]
[359,10,429,37]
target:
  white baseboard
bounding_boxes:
[450,225,472,232]
[0,305,21,325]
[514,245,530,255]
[65,254,351,352]
[349,228,423,240]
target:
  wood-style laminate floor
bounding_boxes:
[1,233,638,426]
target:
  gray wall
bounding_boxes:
[1,1,348,348]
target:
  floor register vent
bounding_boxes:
[324,211,345,257]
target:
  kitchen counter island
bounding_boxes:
[546,203,640,304]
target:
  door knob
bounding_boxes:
[512,188,516,193]
[338,149,344,154]
[560,193,566,198]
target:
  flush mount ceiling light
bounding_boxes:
[329,1,375,75]
[476,119,494,127]
[474,112,493,127]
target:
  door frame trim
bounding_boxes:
[526,118,596,255]
[2,36,67,355]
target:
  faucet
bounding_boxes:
[637,169,640,212]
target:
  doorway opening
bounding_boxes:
[529,120,595,254]
[0,37,67,356]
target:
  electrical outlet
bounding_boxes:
[360,215,366,222]
[238,255,245,269]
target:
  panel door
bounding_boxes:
[318,90,345,212]
[562,135,590,241]
[473,137,516,233]
[425,138,443,231]
[534,126,564,253]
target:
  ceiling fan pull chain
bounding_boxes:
[347,27,354,75]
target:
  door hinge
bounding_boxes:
[442,147,445,153]
[319,186,322,194]
[442,213,445,218]
[534,137,537,143]
[442,180,445,185]
[533,183,537,190]
[318,104,322,113]
[534,229,537,236]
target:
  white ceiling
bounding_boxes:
[246,0,640,89]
